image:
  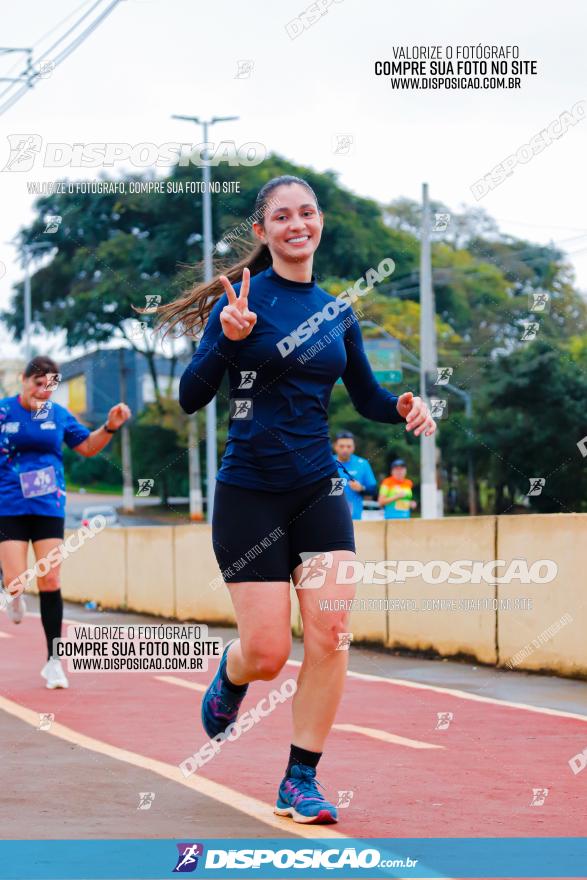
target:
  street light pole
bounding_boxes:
[23,249,31,361]
[118,348,134,513]
[201,120,216,526]
[419,183,441,519]
[18,241,53,362]
[171,114,238,523]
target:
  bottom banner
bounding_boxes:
[0,838,586,879]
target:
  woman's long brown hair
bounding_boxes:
[151,174,320,338]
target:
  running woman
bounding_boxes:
[0,356,131,688]
[162,175,437,823]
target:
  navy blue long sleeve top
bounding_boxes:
[179,266,405,491]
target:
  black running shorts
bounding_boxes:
[212,474,356,583]
[0,515,65,543]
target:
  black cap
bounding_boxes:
[391,459,406,468]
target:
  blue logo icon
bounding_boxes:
[173,843,204,872]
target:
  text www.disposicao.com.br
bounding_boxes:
[69,657,202,671]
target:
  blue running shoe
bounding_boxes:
[274,764,338,824]
[201,639,248,739]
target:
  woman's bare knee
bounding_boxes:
[241,638,291,680]
[37,570,61,591]
[302,613,351,657]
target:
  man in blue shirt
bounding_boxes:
[332,431,377,520]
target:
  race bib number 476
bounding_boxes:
[19,466,58,498]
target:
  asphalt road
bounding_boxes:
[2,598,586,842]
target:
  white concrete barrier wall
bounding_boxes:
[496,514,587,677]
[384,516,497,664]
[51,514,587,678]
[56,528,127,609]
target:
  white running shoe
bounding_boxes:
[6,593,26,624]
[41,657,69,689]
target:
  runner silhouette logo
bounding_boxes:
[297,552,334,589]
[173,843,204,872]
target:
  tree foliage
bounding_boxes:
[5,157,587,512]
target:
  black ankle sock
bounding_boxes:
[286,744,322,777]
[39,590,63,660]
[220,644,248,694]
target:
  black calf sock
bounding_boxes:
[220,644,248,694]
[286,744,322,777]
[39,590,63,660]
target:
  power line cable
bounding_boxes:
[0,0,121,116]
[0,0,96,97]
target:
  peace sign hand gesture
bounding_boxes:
[219,268,258,341]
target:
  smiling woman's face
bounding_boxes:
[253,183,323,264]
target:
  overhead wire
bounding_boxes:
[0,0,100,102]
[0,0,122,116]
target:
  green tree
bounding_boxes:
[473,340,587,513]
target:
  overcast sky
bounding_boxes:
[1,0,586,360]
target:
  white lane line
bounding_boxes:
[0,694,345,840]
[155,675,206,692]
[286,660,587,723]
[333,723,444,750]
[158,678,443,748]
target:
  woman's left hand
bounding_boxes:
[396,392,437,437]
[106,403,132,430]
